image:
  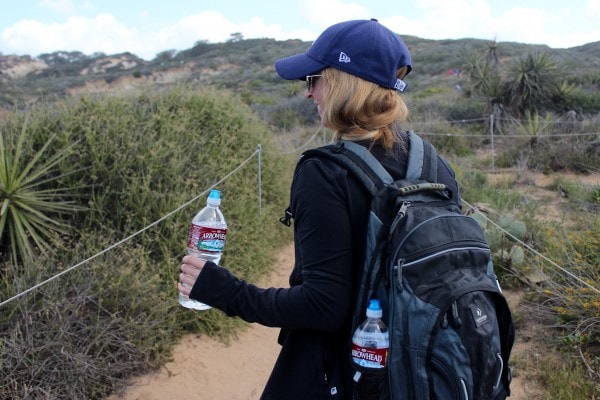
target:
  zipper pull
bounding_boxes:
[398,202,410,218]
[452,301,463,327]
[441,313,449,329]
[390,202,411,232]
[395,259,405,292]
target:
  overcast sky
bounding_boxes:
[1,0,599,60]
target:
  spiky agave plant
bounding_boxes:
[0,120,83,266]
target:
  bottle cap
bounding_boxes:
[207,189,221,206]
[366,299,383,319]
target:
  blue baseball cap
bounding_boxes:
[274,19,412,92]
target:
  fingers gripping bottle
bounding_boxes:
[180,189,227,310]
[351,299,389,400]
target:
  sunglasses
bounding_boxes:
[306,74,323,91]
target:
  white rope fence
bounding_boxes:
[0,148,260,308]
[1,122,598,307]
[462,199,600,295]
[418,131,599,138]
[275,125,326,155]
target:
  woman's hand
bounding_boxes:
[178,255,207,296]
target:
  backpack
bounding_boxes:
[296,132,515,400]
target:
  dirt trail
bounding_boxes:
[107,244,293,400]
[108,242,535,400]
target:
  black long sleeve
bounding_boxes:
[190,158,355,331]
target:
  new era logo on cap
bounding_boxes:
[339,52,351,63]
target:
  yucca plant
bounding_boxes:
[504,52,563,115]
[0,120,83,266]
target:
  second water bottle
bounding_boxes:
[351,299,389,400]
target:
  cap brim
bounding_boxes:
[274,53,326,80]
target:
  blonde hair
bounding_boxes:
[320,68,409,150]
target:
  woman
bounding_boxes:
[178,19,461,399]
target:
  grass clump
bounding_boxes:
[0,87,294,399]
[538,356,600,399]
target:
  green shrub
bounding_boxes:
[0,87,294,399]
[592,186,600,205]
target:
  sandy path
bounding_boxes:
[107,243,293,400]
[109,241,533,400]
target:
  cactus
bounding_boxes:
[498,214,514,229]
[509,245,525,266]
[485,212,528,270]
[485,228,504,251]
[470,212,488,229]
[496,213,527,240]
[507,220,527,240]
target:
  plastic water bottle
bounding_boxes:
[180,189,227,310]
[351,299,389,400]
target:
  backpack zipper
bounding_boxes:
[389,201,411,292]
[401,246,490,268]
[493,353,504,391]
[389,201,489,262]
[460,378,469,400]
[392,246,490,293]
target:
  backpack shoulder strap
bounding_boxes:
[301,132,440,192]
[301,141,392,195]
[280,141,390,226]
[407,130,438,182]
[280,134,442,226]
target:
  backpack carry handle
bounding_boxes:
[397,182,449,196]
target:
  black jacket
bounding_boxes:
[190,134,461,399]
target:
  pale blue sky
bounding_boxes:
[1,0,599,60]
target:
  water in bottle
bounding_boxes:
[351,299,389,400]
[180,189,227,310]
